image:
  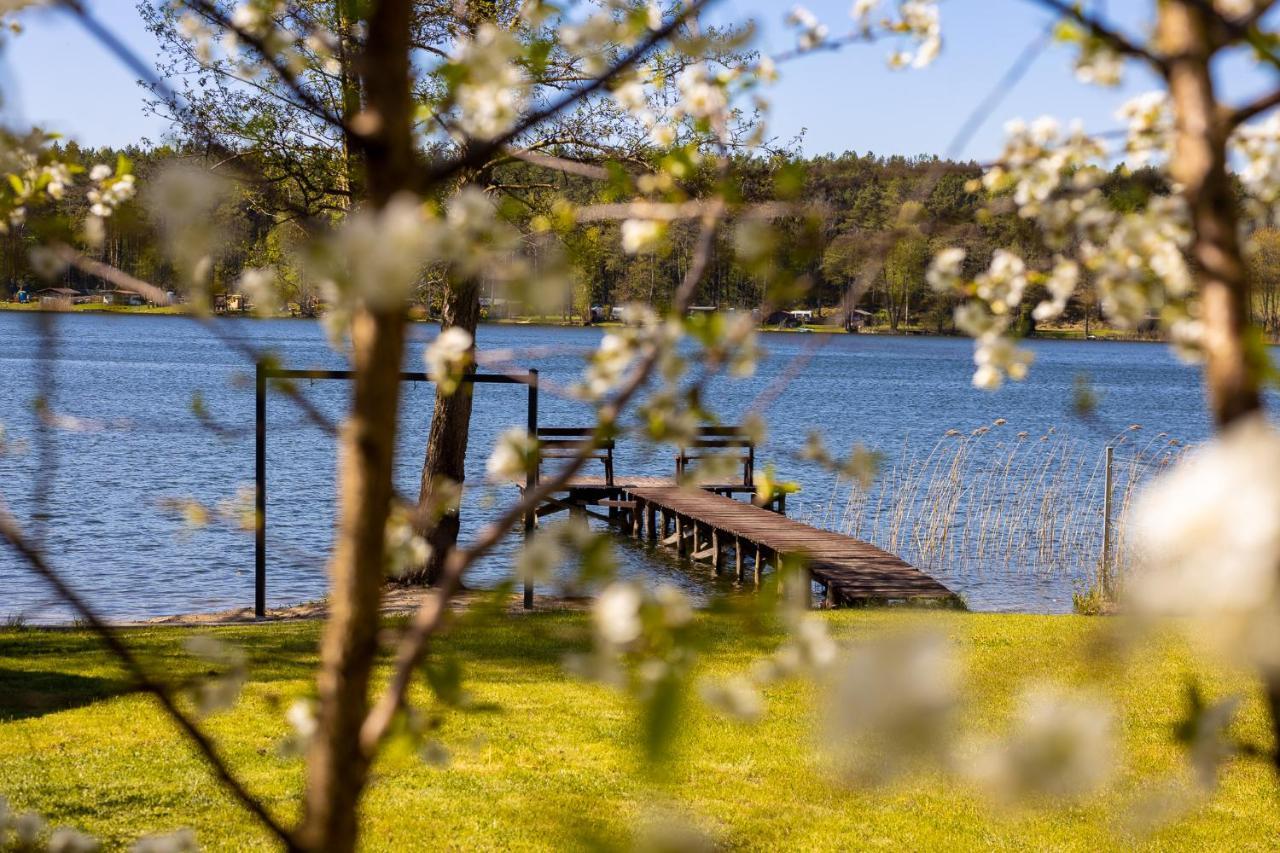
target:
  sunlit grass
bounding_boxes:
[1,611,1276,850]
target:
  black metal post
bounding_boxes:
[254,360,266,620]
[524,368,539,609]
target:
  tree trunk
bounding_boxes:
[1160,0,1261,427]
[1160,0,1274,770]
[409,277,481,585]
[407,0,494,587]
[296,0,414,847]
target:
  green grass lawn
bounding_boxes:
[1,610,1276,851]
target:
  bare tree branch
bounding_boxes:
[0,511,299,850]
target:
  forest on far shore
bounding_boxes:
[7,141,1280,335]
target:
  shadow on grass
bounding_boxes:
[0,667,131,721]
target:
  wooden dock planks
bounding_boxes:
[624,485,955,605]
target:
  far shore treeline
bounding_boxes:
[8,141,1280,335]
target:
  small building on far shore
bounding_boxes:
[36,287,81,306]
[101,289,146,306]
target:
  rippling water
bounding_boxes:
[0,312,1237,620]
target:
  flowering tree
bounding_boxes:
[6,0,1280,849]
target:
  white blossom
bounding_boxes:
[620,218,665,254]
[131,829,199,853]
[516,528,563,584]
[926,247,966,292]
[674,64,729,125]
[1128,415,1280,672]
[1031,258,1079,321]
[423,327,473,396]
[384,506,430,578]
[486,427,536,481]
[451,24,528,140]
[825,631,959,786]
[594,582,643,646]
[786,6,829,51]
[701,676,765,722]
[968,686,1115,803]
[48,826,99,852]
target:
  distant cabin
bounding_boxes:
[36,287,81,305]
[101,290,145,306]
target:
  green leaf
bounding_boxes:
[642,665,684,765]
[6,174,24,195]
[424,655,465,707]
[116,152,133,177]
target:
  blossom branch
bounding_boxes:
[1023,0,1167,70]
[0,511,299,850]
[412,0,719,193]
[358,201,726,754]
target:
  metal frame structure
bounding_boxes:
[254,362,539,619]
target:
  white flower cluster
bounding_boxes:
[557,0,664,76]
[451,24,529,141]
[383,503,430,578]
[825,630,959,786]
[485,426,538,482]
[786,6,829,51]
[1118,90,1173,168]
[1074,40,1123,86]
[885,1,942,69]
[183,634,247,716]
[423,326,473,396]
[817,631,1116,801]
[576,304,679,400]
[935,105,1204,387]
[673,64,732,137]
[316,187,519,341]
[191,0,341,79]
[620,218,666,254]
[86,162,136,218]
[0,151,81,233]
[1128,415,1280,674]
[928,248,1035,389]
[0,796,99,851]
[592,580,692,648]
[967,686,1116,803]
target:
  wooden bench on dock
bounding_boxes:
[521,424,956,607]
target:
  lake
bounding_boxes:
[0,312,1231,621]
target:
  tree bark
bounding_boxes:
[410,277,481,585]
[1160,0,1276,771]
[1160,0,1262,427]
[408,0,493,587]
[297,0,414,847]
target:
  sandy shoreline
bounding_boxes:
[129,585,592,628]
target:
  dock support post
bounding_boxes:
[692,522,702,556]
[734,536,744,582]
[676,514,687,557]
[523,368,539,610]
[824,582,837,609]
[255,360,266,620]
[648,504,657,541]
[753,546,763,586]
[712,529,723,574]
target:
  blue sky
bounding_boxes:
[0,0,1274,159]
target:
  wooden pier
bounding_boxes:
[621,485,955,605]
[530,426,956,607]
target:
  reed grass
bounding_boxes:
[814,421,1189,605]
